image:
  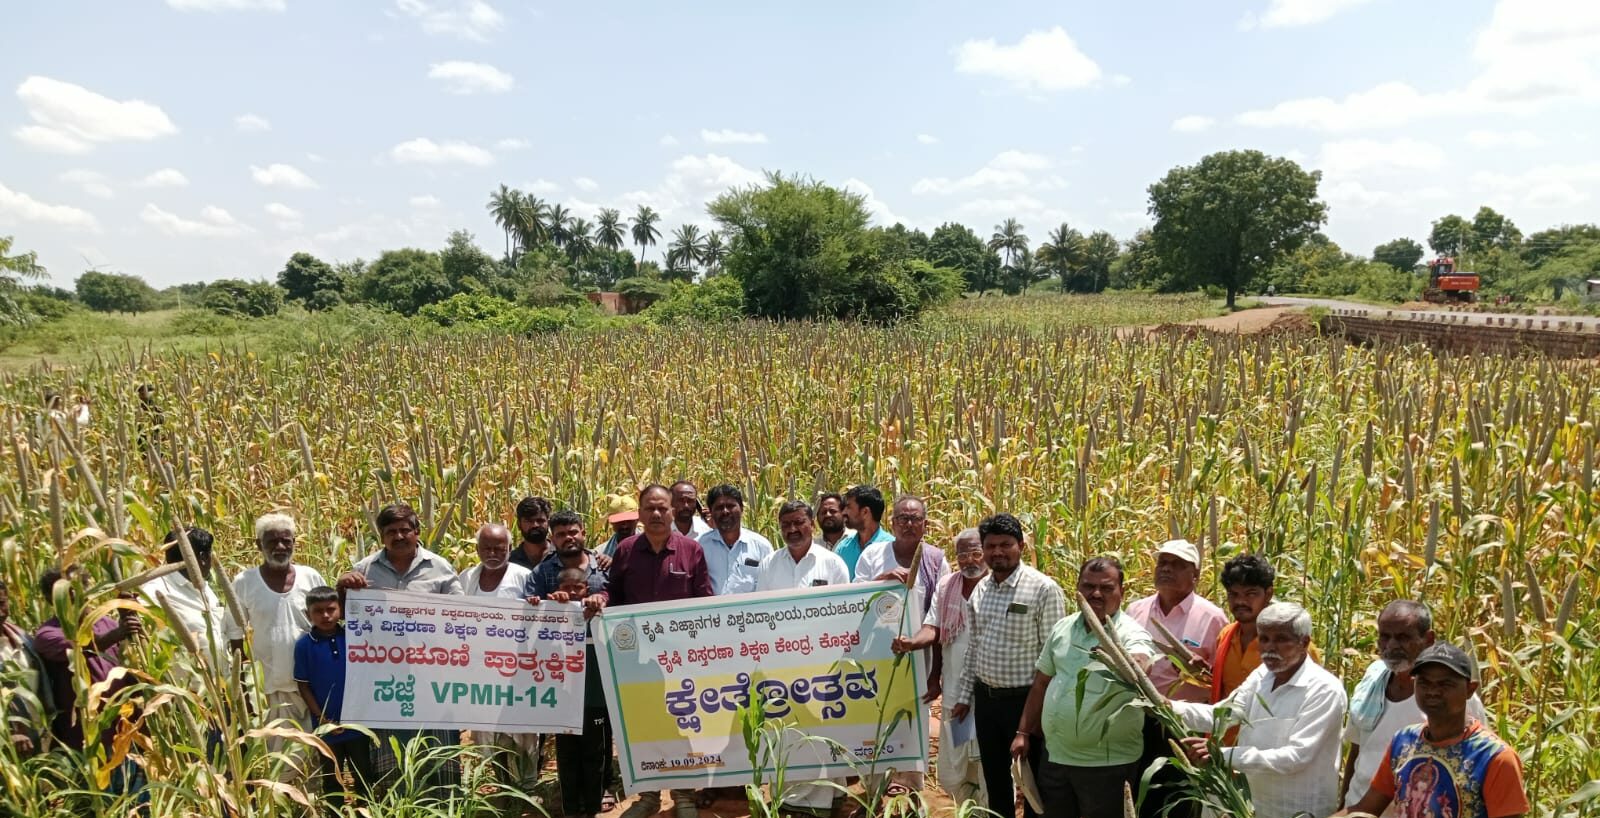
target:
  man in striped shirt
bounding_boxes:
[947,514,1066,818]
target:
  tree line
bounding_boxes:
[4,149,1598,331]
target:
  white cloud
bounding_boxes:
[917,134,939,145]
[408,195,441,208]
[13,76,177,153]
[141,203,251,237]
[137,168,189,188]
[1466,129,1545,149]
[427,61,514,94]
[264,202,303,229]
[913,150,1054,195]
[250,163,319,189]
[1237,81,1468,131]
[701,128,768,145]
[167,0,285,10]
[1172,115,1216,133]
[234,113,271,132]
[1472,162,1600,209]
[395,0,504,41]
[495,137,531,151]
[953,27,1105,92]
[60,169,114,199]
[389,137,494,166]
[1240,0,1374,30]
[658,134,679,147]
[1316,138,1447,176]
[525,179,561,195]
[574,177,599,192]
[842,178,901,227]
[0,182,100,230]
[954,194,1079,231]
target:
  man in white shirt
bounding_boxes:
[813,492,856,551]
[459,524,533,599]
[224,513,326,777]
[853,496,950,619]
[754,500,850,815]
[141,527,230,674]
[1171,602,1347,818]
[670,480,714,541]
[699,484,774,595]
[1340,600,1487,815]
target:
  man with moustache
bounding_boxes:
[834,485,892,580]
[510,496,554,570]
[670,480,714,541]
[948,514,1066,818]
[755,500,850,817]
[225,513,327,773]
[1212,554,1277,702]
[813,492,856,551]
[891,528,988,805]
[1340,601,1486,816]
[460,523,532,599]
[1126,539,1226,818]
[699,484,774,596]
[1170,602,1347,818]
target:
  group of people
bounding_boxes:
[0,479,1530,818]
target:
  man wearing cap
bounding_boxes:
[600,494,640,558]
[1340,643,1528,818]
[1339,602,1487,817]
[1170,602,1346,818]
[1127,539,1227,818]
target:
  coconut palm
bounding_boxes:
[1038,222,1087,292]
[702,231,726,276]
[565,218,596,266]
[595,208,626,252]
[630,205,662,271]
[486,184,520,261]
[1081,231,1120,293]
[546,203,573,248]
[989,218,1030,270]
[666,224,706,281]
[512,194,550,253]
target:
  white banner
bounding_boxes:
[341,589,587,734]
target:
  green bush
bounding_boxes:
[644,277,746,324]
[167,309,241,337]
[417,293,525,328]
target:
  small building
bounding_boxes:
[1585,280,1600,301]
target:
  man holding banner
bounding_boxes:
[607,484,714,818]
[756,500,851,817]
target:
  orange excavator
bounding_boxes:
[1423,257,1479,303]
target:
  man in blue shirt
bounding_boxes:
[294,586,373,805]
[834,485,893,581]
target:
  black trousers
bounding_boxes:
[1137,716,1198,818]
[557,708,613,815]
[318,738,375,810]
[973,681,1043,818]
[1038,760,1139,818]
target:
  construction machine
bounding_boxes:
[1423,257,1479,303]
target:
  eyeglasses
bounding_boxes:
[893,514,926,524]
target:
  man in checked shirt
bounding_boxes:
[947,513,1066,818]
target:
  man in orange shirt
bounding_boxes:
[1211,554,1275,702]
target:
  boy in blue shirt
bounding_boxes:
[293,586,373,806]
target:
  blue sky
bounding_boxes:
[3,0,1597,288]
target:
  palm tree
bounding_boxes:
[565,218,596,266]
[630,205,662,272]
[666,224,706,282]
[1081,231,1120,293]
[1037,222,1086,292]
[595,208,626,252]
[989,218,1030,271]
[511,194,549,254]
[702,231,726,276]
[546,203,573,248]
[486,184,520,261]
[0,236,44,326]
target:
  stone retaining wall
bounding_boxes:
[1318,309,1600,357]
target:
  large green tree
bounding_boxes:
[1148,149,1327,308]
[1372,237,1424,272]
[924,222,1001,292]
[1429,215,1470,256]
[439,230,500,294]
[1037,223,1085,292]
[1522,224,1600,268]
[709,172,958,322]
[75,270,155,314]
[1469,206,1521,255]
[1079,231,1119,293]
[0,236,46,325]
[277,251,343,306]
[202,279,284,317]
[357,248,451,315]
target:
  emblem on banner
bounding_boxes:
[613,622,639,651]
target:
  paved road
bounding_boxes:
[1258,296,1600,331]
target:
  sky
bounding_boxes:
[2,0,1598,288]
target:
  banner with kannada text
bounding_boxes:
[341,589,587,734]
[592,581,928,794]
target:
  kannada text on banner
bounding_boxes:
[592,581,928,794]
[341,589,588,734]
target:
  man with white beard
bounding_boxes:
[225,513,327,775]
[459,524,533,599]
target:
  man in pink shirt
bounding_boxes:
[1126,538,1227,818]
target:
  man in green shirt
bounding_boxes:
[1013,556,1156,818]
